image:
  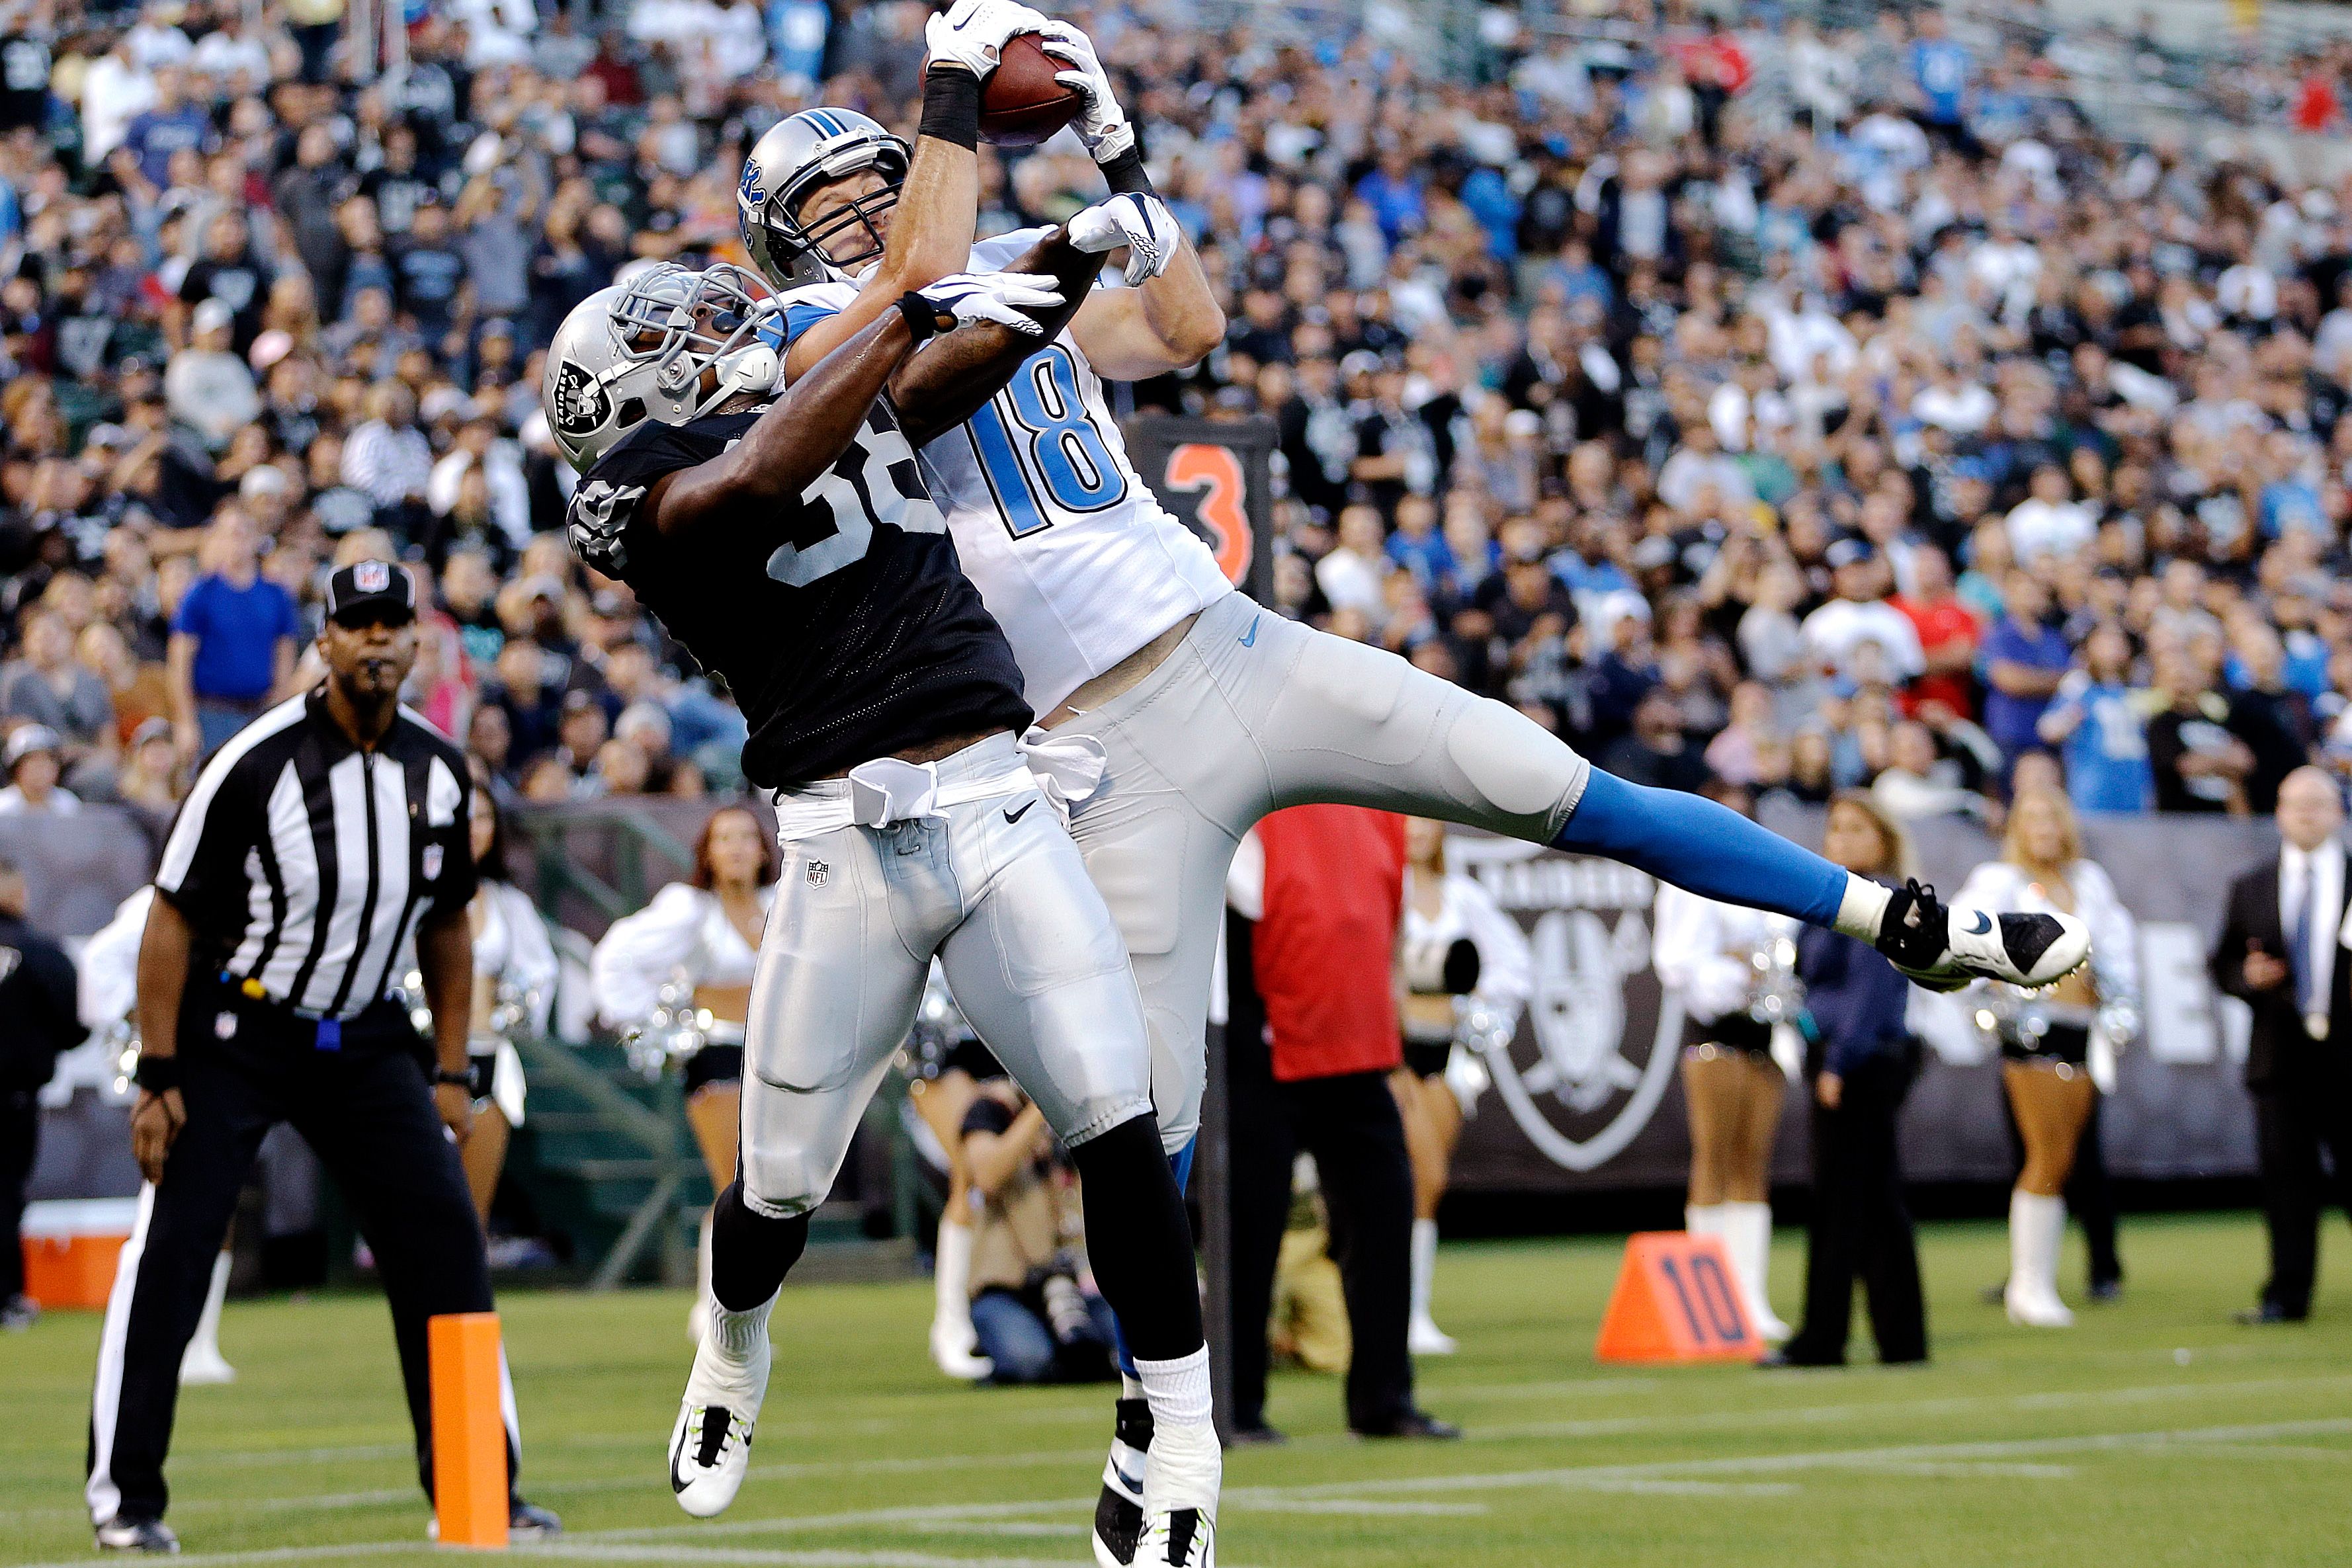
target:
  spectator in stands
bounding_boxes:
[0,726,79,816]
[3,610,115,764]
[168,509,299,759]
[1980,572,2073,780]
[2038,624,2156,815]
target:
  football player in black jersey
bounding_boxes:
[540,194,1218,1562]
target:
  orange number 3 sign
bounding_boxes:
[1164,443,1252,587]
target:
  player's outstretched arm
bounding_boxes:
[889,228,1102,446]
[781,0,1042,382]
[1036,19,1226,380]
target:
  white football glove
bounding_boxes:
[1035,21,1135,163]
[1066,192,1181,286]
[919,271,1065,335]
[923,0,1051,82]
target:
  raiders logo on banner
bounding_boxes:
[1448,837,1686,1182]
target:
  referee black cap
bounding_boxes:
[325,560,418,627]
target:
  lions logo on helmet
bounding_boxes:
[737,108,912,291]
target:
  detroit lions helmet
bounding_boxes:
[737,108,911,290]
[540,263,781,471]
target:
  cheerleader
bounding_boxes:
[1393,817,1532,1356]
[459,764,558,1226]
[902,970,1001,1381]
[1652,782,1799,1341]
[79,887,235,1385]
[591,805,775,1341]
[1953,787,2139,1329]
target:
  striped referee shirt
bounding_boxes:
[153,690,478,1020]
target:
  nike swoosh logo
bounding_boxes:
[1966,911,1993,935]
[1240,614,1261,647]
[1113,1463,1144,1495]
[1005,799,1037,824]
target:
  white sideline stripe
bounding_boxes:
[1468,1372,2352,1443]
[1223,1499,1493,1516]
[15,1417,2347,1568]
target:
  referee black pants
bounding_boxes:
[87,976,513,1526]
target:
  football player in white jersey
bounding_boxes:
[740,19,2089,1565]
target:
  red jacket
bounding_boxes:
[1250,805,1406,1082]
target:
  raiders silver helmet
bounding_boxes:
[737,107,911,290]
[540,263,782,471]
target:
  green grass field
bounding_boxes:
[5,1212,2350,1568]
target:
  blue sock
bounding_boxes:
[1553,768,1850,926]
[1113,1137,1197,1382]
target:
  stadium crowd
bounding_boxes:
[1,0,2350,839]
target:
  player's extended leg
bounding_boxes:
[1224,598,2085,989]
[939,787,1218,1568]
[669,826,932,1518]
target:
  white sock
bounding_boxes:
[186,1253,231,1364]
[1409,1218,1439,1323]
[933,1217,976,1342]
[1684,1202,1723,1238]
[1833,875,1894,942]
[688,1286,775,1396]
[1721,1202,1778,1325]
[712,1298,771,1358]
[1133,1348,1219,1516]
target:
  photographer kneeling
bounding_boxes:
[960,1081,1118,1385]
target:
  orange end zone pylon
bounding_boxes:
[1594,1231,1764,1364]
[429,1312,509,1548]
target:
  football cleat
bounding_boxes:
[1091,1397,1152,1567]
[1134,1508,1214,1568]
[1875,880,2088,993]
[668,1315,771,1518]
[93,1517,179,1553]
[670,1399,756,1518]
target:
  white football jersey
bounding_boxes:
[779,228,1232,712]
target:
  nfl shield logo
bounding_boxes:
[355,560,392,593]
[423,844,444,880]
[808,861,829,887]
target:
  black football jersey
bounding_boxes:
[566,401,1033,789]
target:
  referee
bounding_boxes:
[85,562,560,1553]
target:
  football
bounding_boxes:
[978,32,1083,147]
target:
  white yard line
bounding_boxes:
[15,1415,2345,1568]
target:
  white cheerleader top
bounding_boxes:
[590,881,773,1029]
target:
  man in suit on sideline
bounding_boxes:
[2212,766,2352,1323]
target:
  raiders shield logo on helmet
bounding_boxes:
[552,361,611,437]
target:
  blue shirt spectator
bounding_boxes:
[169,516,300,755]
[1980,574,2071,764]
[122,75,210,191]
[1909,26,1972,126]
[1353,151,1426,245]
[2040,665,2154,815]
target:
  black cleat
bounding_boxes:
[1352,1408,1462,1440]
[1091,1397,1152,1567]
[94,1517,179,1553]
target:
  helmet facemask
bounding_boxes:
[607,263,780,425]
[789,175,902,282]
